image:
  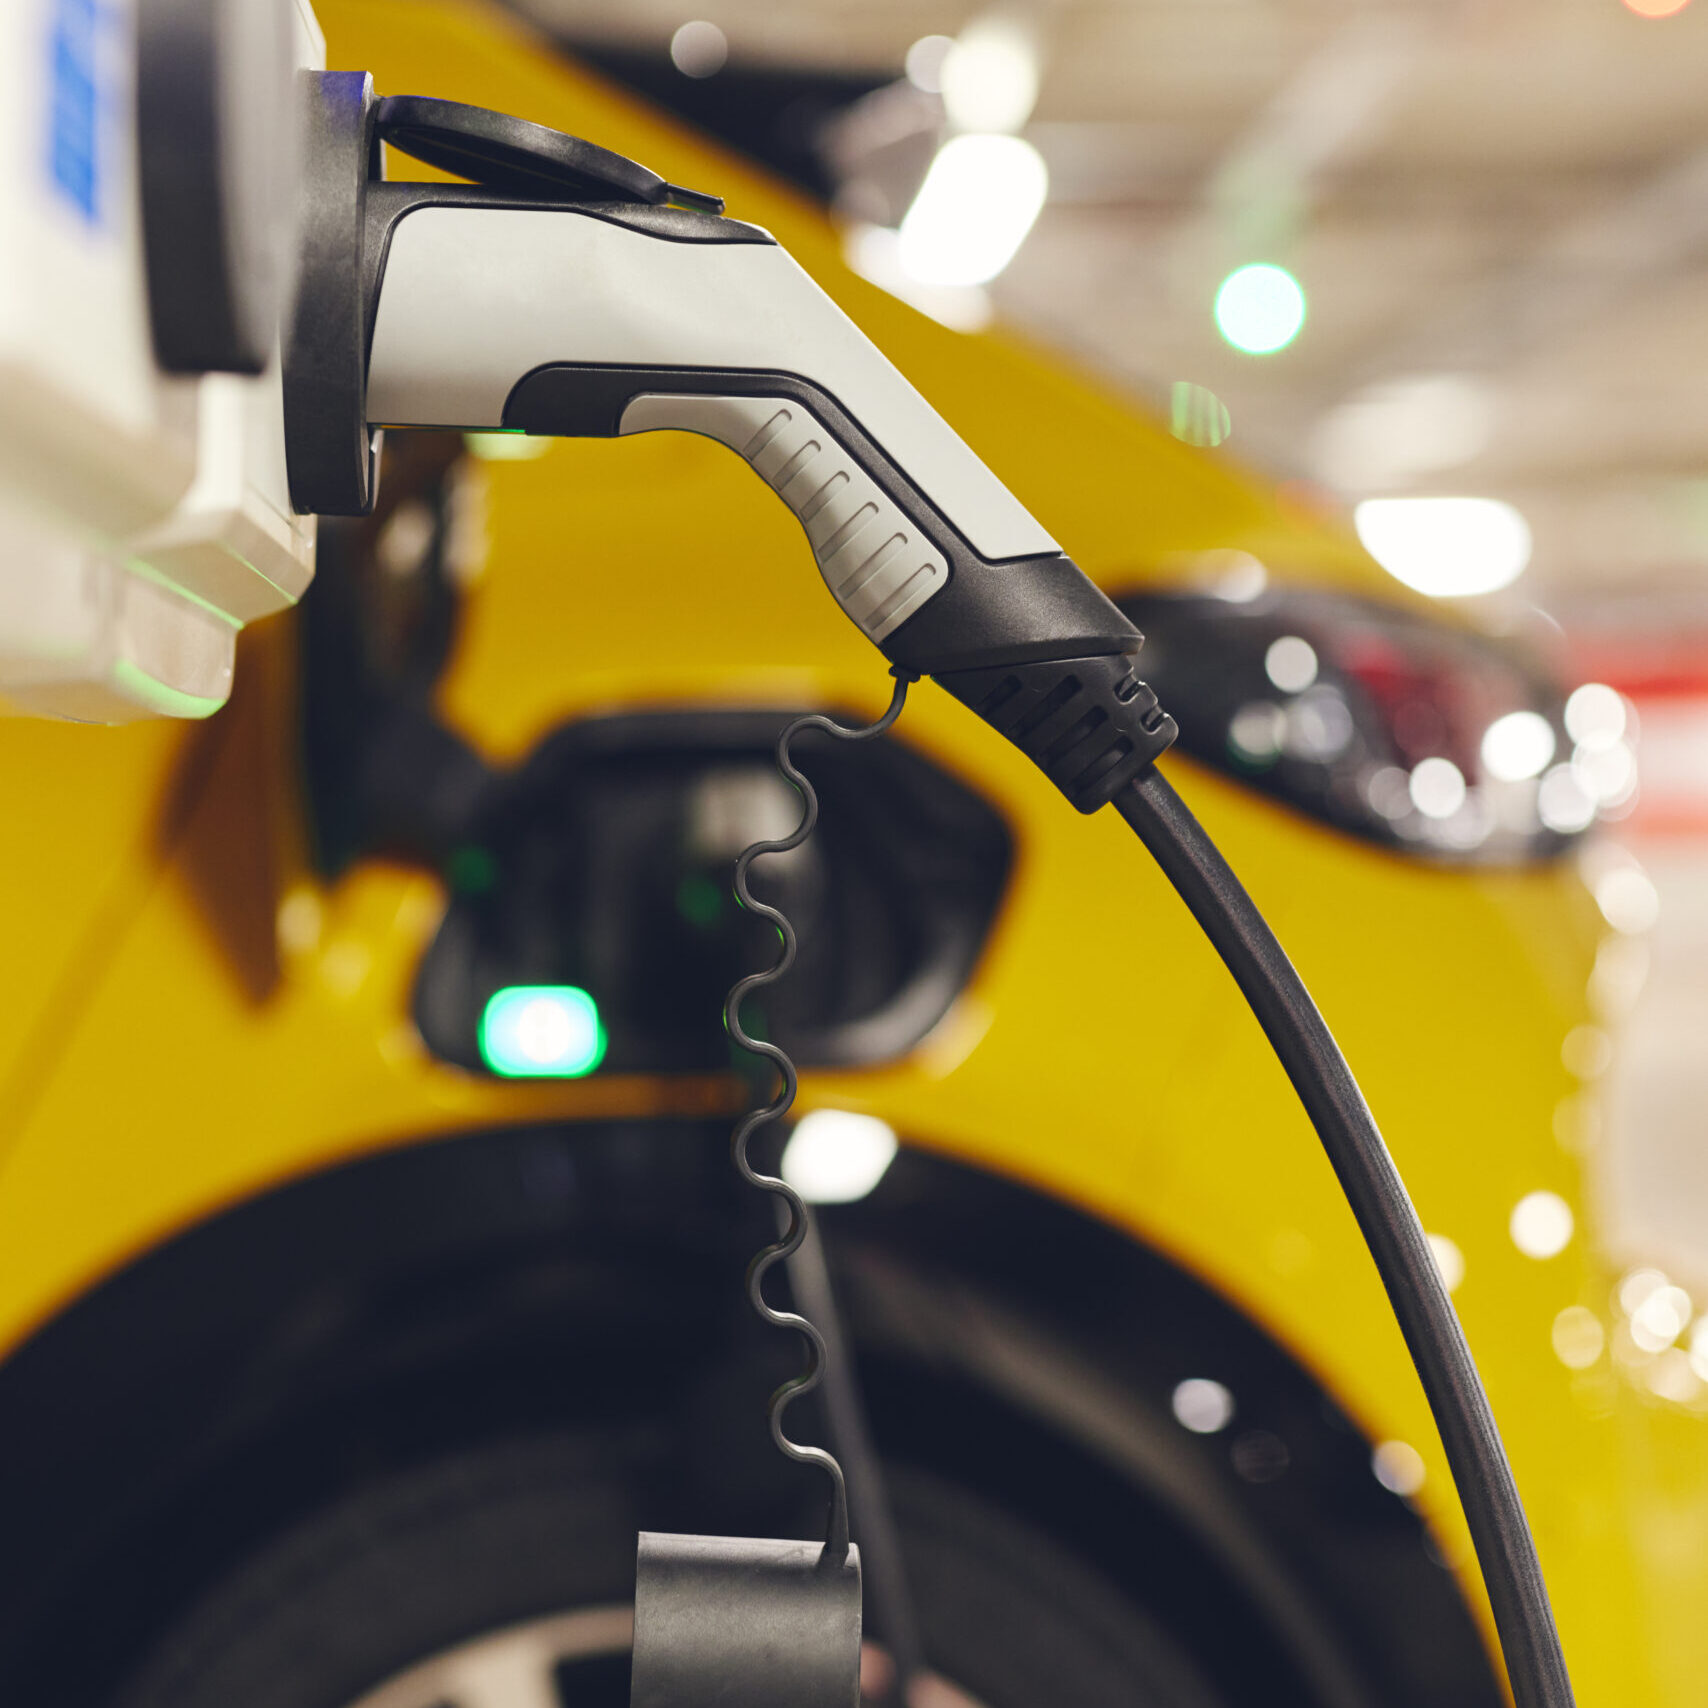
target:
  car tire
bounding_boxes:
[108,1430,1225,1708]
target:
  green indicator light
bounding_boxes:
[479,985,606,1078]
[1214,263,1306,355]
[675,873,723,929]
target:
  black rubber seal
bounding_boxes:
[283,70,385,517]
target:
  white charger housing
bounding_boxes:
[0,0,321,723]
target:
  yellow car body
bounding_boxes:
[0,4,1698,1704]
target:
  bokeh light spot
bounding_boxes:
[1170,381,1232,447]
[480,986,606,1078]
[1172,1378,1236,1434]
[1510,1190,1574,1259]
[904,33,955,92]
[1354,496,1532,597]
[1481,710,1556,781]
[1551,1305,1605,1369]
[1264,635,1318,694]
[1594,865,1660,934]
[781,1110,899,1204]
[899,134,1048,287]
[670,20,728,77]
[1631,1283,1693,1351]
[1214,264,1306,355]
[1372,1440,1426,1496]
[1565,683,1628,748]
[1427,1233,1466,1292]
[1410,756,1467,820]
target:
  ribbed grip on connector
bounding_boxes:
[620,393,949,644]
[937,652,1177,812]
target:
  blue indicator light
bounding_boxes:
[49,0,103,222]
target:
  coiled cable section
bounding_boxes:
[724,669,913,1567]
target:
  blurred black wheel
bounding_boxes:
[109,1433,1223,1708]
[882,1468,1222,1708]
[1,1125,1495,1708]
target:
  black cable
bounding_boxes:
[1115,766,1574,1708]
[782,1202,926,1703]
[725,671,913,1565]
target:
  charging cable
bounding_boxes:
[1116,766,1574,1708]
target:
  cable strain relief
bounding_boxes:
[935,651,1178,812]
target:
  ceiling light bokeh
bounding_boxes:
[668,19,727,78]
[939,16,1040,134]
[904,33,955,93]
[1312,375,1493,494]
[898,133,1049,288]
[1353,496,1532,597]
[1214,263,1307,355]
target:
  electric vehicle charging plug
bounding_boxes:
[283,74,1176,812]
[280,72,1573,1708]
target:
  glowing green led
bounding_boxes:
[479,985,606,1078]
[1214,263,1306,355]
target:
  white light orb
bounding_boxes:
[1481,710,1556,782]
[1228,701,1285,762]
[1573,740,1637,808]
[1214,264,1306,355]
[1427,1233,1466,1293]
[1171,1378,1235,1434]
[1631,1284,1693,1352]
[1551,1305,1605,1370]
[781,1110,899,1204]
[939,18,1039,133]
[516,996,576,1065]
[1537,764,1596,834]
[898,134,1048,288]
[669,20,728,78]
[1510,1190,1574,1260]
[1564,683,1626,749]
[1354,497,1531,597]
[1594,866,1659,935]
[1372,1440,1426,1496]
[904,34,955,93]
[1264,635,1318,694]
[1409,757,1466,820]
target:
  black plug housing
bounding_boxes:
[936,651,1178,813]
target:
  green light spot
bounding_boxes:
[1214,263,1306,355]
[676,873,724,929]
[479,986,606,1078]
[464,430,553,462]
[447,845,498,895]
[111,657,226,719]
[1170,381,1232,447]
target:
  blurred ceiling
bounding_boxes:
[514,0,1708,626]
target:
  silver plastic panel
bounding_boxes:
[621,393,948,643]
[365,206,1059,563]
